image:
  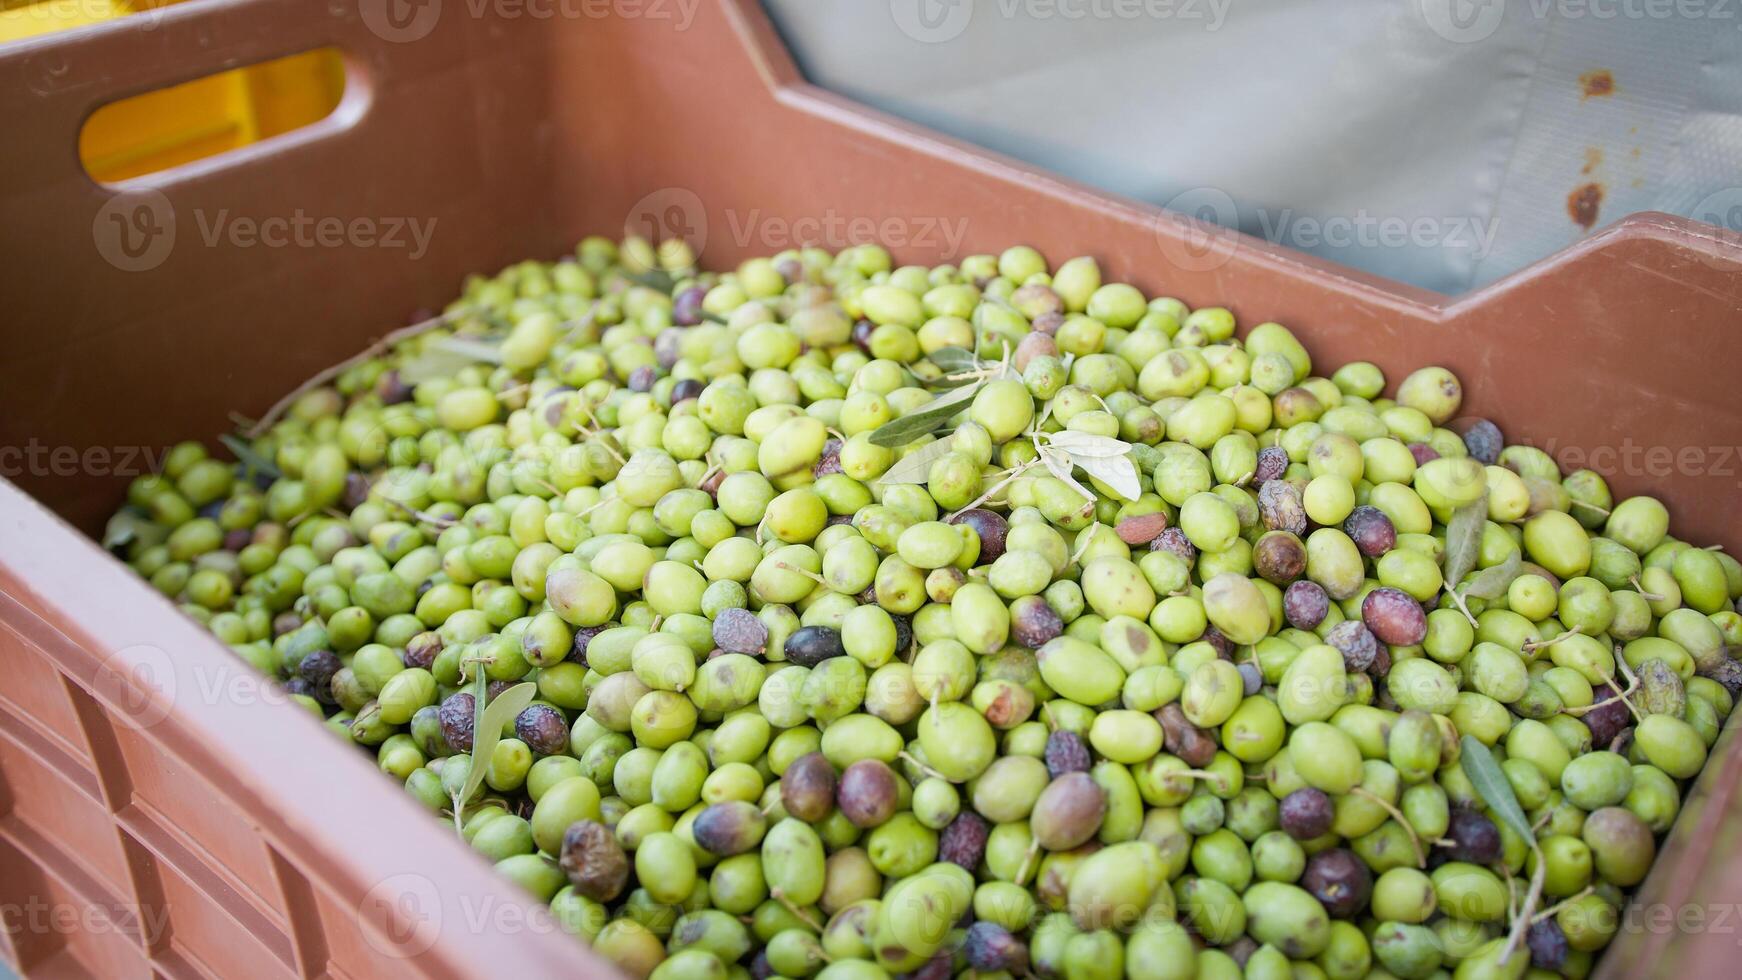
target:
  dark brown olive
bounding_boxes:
[780,751,837,823]
[784,625,845,667]
[1157,703,1217,767]
[836,759,901,828]
[712,607,767,656]
[690,800,768,855]
[1326,620,1380,673]
[1254,445,1289,484]
[938,812,990,869]
[671,378,705,404]
[1253,531,1307,584]
[515,704,569,755]
[1044,730,1092,778]
[1301,848,1371,918]
[1151,526,1197,565]
[1258,480,1308,535]
[1343,506,1397,558]
[298,649,341,703]
[1283,580,1330,629]
[438,691,476,751]
[404,631,444,670]
[1362,587,1427,646]
[1030,772,1107,850]
[1459,418,1504,464]
[1010,595,1064,648]
[560,819,629,901]
[1279,788,1334,840]
[1444,808,1502,865]
[672,286,706,326]
[965,921,1029,972]
[949,508,1008,562]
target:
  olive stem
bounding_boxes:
[574,495,619,519]
[947,459,1039,520]
[768,889,824,933]
[379,495,457,528]
[1014,838,1042,886]
[1629,576,1666,601]
[1349,788,1426,868]
[581,429,627,466]
[1444,587,1480,629]
[1601,673,1646,724]
[774,561,828,586]
[897,751,949,783]
[1069,523,1102,566]
[1500,852,1547,965]
[1522,626,1584,652]
[1530,885,1595,924]
[248,310,463,437]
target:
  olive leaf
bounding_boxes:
[397,347,482,384]
[868,381,983,447]
[1463,549,1522,601]
[874,438,958,486]
[1044,431,1134,459]
[103,509,165,554]
[927,347,982,374]
[624,268,677,293]
[455,677,537,823]
[1441,495,1488,591]
[1075,454,1141,501]
[427,336,506,365]
[1459,735,1535,845]
[1038,446,1097,503]
[219,434,283,481]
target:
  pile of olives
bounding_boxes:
[110,234,1742,980]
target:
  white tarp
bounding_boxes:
[762,0,1742,294]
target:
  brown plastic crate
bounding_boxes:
[1,1,1741,976]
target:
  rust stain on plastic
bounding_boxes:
[1569,183,1604,230]
[1582,147,1603,175]
[1580,69,1616,99]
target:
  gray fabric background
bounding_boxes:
[762,0,1742,294]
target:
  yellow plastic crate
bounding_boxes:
[1,0,343,182]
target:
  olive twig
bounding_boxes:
[1444,587,1480,629]
[768,889,824,933]
[1522,625,1584,653]
[1349,788,1426,868]
[248,310,463,437]
[1629,576,1665,602]
[1013,838,1043,886]
[1530,885,1595,924]
[897,751,948,783]
[947,458,1039,519]
[1600,673,1645,724]
[1500,849,1547,965]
